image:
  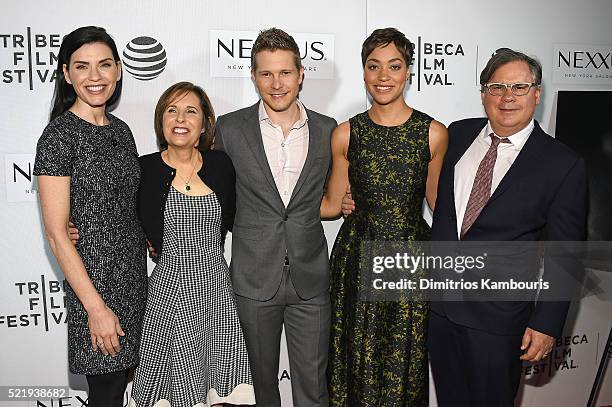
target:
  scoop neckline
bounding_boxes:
[170,186,215,198]
[365,109,415,129]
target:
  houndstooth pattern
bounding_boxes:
[460,134,511,238]
[131,188,253,407]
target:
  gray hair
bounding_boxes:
[480,48,542,91]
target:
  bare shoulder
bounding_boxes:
[429,119,448,142]
[332,121,350,143]
[334,120,350,135]
[429,119,447,135]
[331,121,350,156]
[428,119,449,157]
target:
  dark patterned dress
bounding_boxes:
[34,111,147,375]
[328,110,432,406]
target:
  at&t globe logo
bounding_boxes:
[122,36,167,81]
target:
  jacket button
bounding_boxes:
[283,215,288,221]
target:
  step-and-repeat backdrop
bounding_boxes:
[1,0,611,405]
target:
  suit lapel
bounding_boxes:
[461,121,549,239]
[487,122,548,204]
[287,108,322,208]
[445,164,460,240]
[240,102,285,210]
[450,122,485,168]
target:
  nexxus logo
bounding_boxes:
[0,28,61,89]
[558,50,612,69]
[216,37,325,63]
[122,36,167,81]
[5,153,37,202]
[210,30,334,79]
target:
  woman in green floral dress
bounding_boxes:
[321,28,448,406]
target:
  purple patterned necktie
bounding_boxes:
[460,134,511,238]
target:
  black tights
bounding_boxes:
[85,369,129,407]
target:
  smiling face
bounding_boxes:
[363,42,410,107]
[481,60,541,137]
[252,49,304,117]
[162,91,204,150]
[63,42,121,111]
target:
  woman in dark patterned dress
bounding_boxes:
[321,28,448,406]
[34,27,147,406]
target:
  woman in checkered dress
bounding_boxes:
[130,82,255,407]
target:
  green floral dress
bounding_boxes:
[328,109,432,406]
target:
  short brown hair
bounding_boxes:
[480,48,542,91]
[361,27,414,67]
[154,82,215,152]
[251,28,302,71]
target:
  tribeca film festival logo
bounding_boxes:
[553,43,612,85]
[0,274,66,331]
[0,28,61,90]
[523,333,590,378]
[209,30,334,79]
[4,153,36,202]
[122,36,167,81]
[410,36,468,91]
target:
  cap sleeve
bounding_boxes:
[33,122,76,176]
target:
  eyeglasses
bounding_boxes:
[482,82,538,96]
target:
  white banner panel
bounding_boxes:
[209,30,334,79]
[1,0,611,406]
[4,154,36,202]
[553,43,612,85]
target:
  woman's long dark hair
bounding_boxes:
[49,26,122,122]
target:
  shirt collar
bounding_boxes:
[258,99,308,130]
[484,119,534,149]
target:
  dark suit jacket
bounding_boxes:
[214,101,337,301]
[431,118,587,337]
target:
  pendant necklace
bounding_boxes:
[168,151,198,191]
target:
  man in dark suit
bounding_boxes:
[214,28,336,407]
[428,48,588,406]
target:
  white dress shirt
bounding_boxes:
[259,100,309,207]
[454,120,534,236]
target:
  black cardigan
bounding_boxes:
[138,149,236,258]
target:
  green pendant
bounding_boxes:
[185,185,191,191]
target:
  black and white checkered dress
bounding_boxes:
[130,188,254,407]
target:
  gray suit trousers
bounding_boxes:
[236,266,331,407]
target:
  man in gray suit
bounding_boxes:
[214,28,337,407]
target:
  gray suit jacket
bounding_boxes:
[214,101,337,301]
